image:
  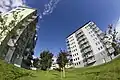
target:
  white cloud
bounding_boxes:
[0,0,26,13]
[43,0,61,16]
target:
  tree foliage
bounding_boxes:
[57,50,69,68]
[40,50,53,70]
[57,50,69,78]
[33,58,40,68]
[103,24,120,58]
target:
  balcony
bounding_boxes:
[91,24,96,29]
[78,36,86,42]
[76,32,84,38]
[81,43,90,49]
[87,58,96,64]
[79,39,88,46]
[93,27,100,33]
[81,47,92,55]
[106,44,112,48]
[86,53,94,59]
[27,19,34,22]
[76,30,83,37]
[32,15,37,19]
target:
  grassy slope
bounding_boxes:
[1,57,120,80]
[0,60,34,80]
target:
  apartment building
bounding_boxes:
[50,56,72,70]
[50,57,59,70]
[66,21,114,68]
[0,6,38,69]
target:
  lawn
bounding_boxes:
[0,56,120,80]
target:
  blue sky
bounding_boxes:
[24,0,120,57]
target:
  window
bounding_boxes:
[79,62,81,64]
[74,63,76,66]
[74,59,75,61]
[98,48,100,50]
[75,49,77,51]
[100,46,103,49]
[96,43,98,45]
[22,9,25,11]
[77,63,78,65]
[78,57,79,60]
[98,42,100,44]
[75,54,76,56]
[76,58,77,60]
[95,38,97,40]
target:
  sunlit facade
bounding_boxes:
[66,21,114,68]
[0,6,38,69]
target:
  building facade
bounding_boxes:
[50,57,59,70]
[66,21,114,68]
[0,6,38,69]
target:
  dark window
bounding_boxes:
[98,48,100,50]
[100,46,103,49]
[96,43,98,45]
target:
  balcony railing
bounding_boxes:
[81,47,92,55]
[32,15,37,19]
[81,43,90,49]
[79,39,88,46]
[76,30,83,37]
[77,36,86,42]
[87,59,96,64]
[86,53,94,59]
[76,32,84,38]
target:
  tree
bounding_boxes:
[40,50,53,71]
[102,24,120,60]
[57,50,69,78]
[33,58,40,68]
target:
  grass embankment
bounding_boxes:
[0,59,34,80]
[1,57,120,80]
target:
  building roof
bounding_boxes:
[66,21,93,38]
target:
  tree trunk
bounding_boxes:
[46,68,49,76]
[61,68,63,79]
[104,58,106,63]
[63,67,65,78]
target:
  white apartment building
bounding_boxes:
[66,21,114,68]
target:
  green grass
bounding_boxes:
[1,57,120,80]
[0,60,34,80]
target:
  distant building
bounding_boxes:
[50,57,59,70]
[66,21,115,68]
[0,6,38,69]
